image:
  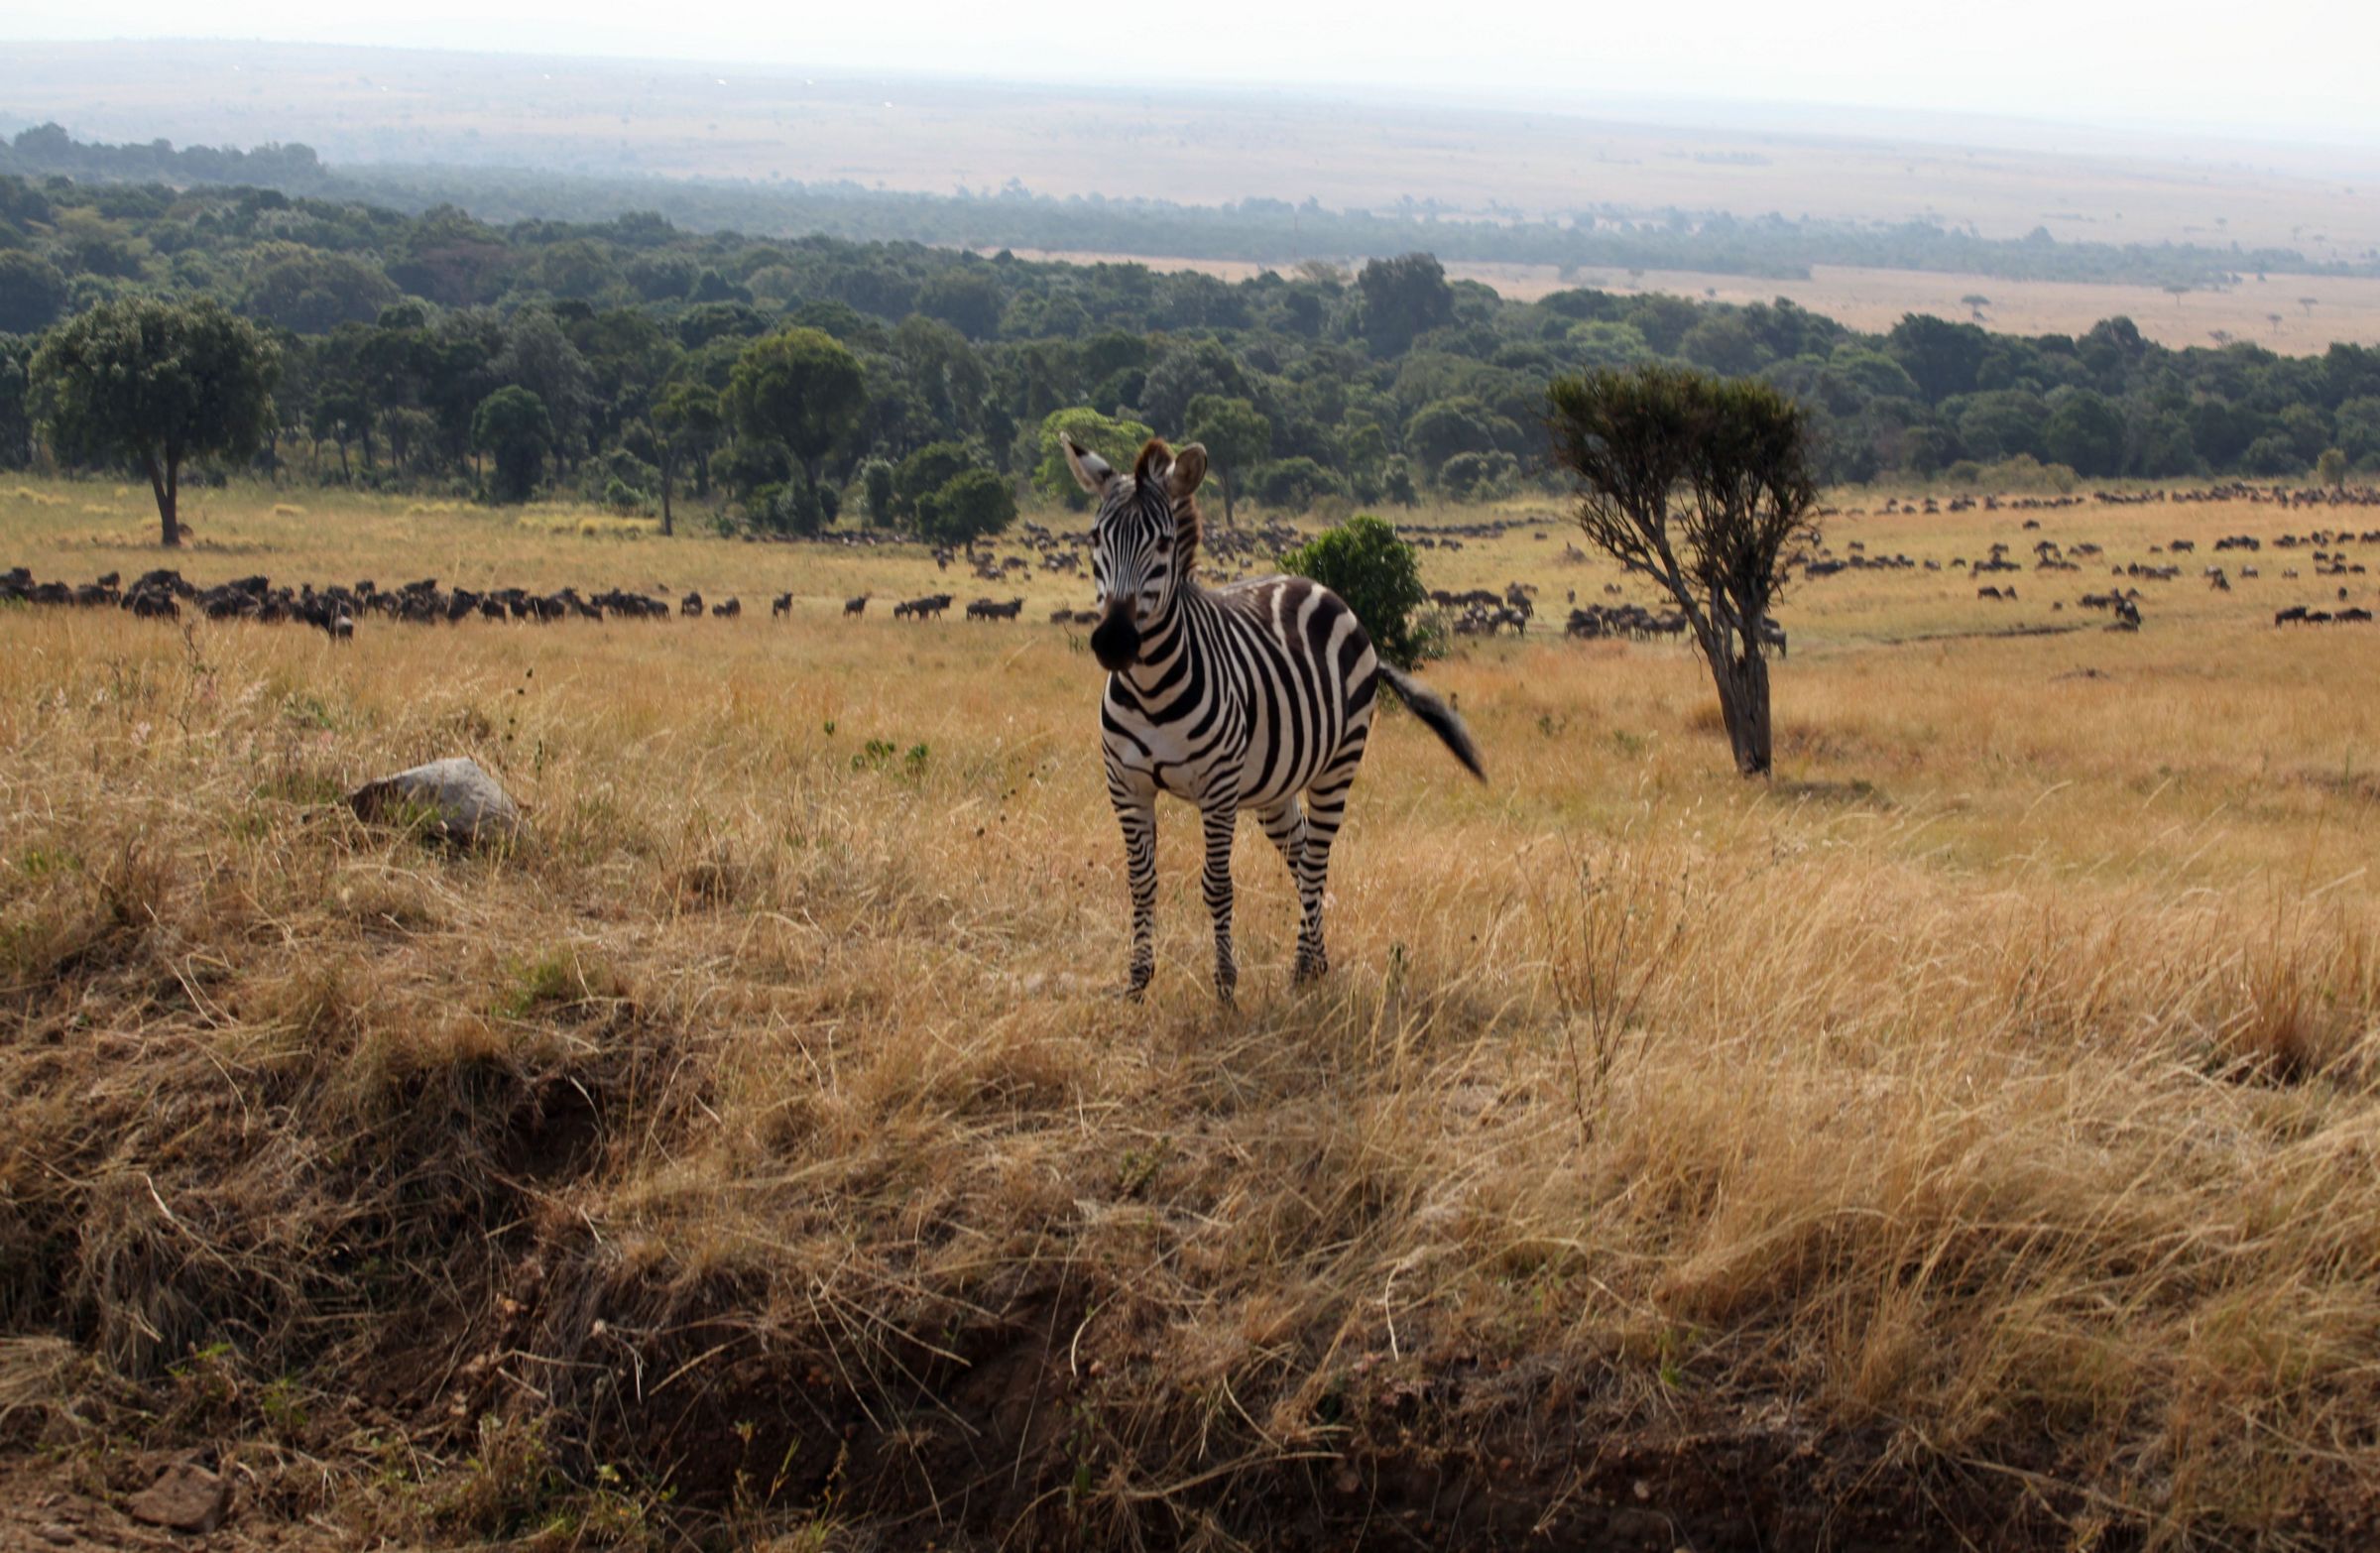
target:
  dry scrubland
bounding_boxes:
[4,479,2380,1549]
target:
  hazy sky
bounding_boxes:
[7,0,2379,147]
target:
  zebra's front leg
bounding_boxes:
[1199,796,1241,1004]
[1115,787,1158,999]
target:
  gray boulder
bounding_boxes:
[348,756,525,846]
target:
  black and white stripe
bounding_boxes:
[1066,435,1484,1001]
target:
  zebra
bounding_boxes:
[1066,435,1484,1002]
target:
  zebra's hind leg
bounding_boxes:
[1292,757,1363,982]
[1258,798,1315,980]
[1199,796,1241,1004]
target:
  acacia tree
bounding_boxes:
[33,296,280,546]
[1547,364,1819,776]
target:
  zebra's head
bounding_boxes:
[1065,435,1208,672]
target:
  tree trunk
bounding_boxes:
[1707,648,1772,776]
[659,445,675,537]
[1219,468,1236,529]
[145,451,180,548]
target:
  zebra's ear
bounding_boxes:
[1061,436,1115,495]
[1167,442,1209,498]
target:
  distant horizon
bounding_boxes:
[7,3,2380,154]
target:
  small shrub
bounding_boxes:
[1279,514,1439,669]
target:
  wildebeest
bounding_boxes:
[712,596,742,619]
[844,594,869,618]
[773,592,793,619]
[966,597,1024,621]
[680,591,703,617]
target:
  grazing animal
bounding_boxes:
[1066,435,1484,1002]
[843,593,868,618]
[680,591,703,617]
[712,596,741,619]
[773,592,793,619]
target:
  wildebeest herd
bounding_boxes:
[3,480,2373,648]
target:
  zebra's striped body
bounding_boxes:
[1067,435,1484,1001]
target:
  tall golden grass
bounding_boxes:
[2,477,2377,1546]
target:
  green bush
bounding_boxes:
[917,467,1017,546]
[1279,514,1439,670]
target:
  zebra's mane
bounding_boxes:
[1131,438,1202,579]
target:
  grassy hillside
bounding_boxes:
[3,480,2378,1547]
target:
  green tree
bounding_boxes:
[1031,407,1154,509]
[857,457,897,524]
[0,251,69,334]
[1439,449,1522,502]
[1547,364,1820,776]
[915,267,1005,340]
[1405,396,1515,472]
[240,241,399,331]
[651,380,721,536]
[1279,515,1437,670]
[471,386,553,504]
[1182,394,1270,528]
[32,296,279,546]
[0,337,34,470]
[917,467,1018,546]
[2043,390,2126,478]
[1357,253,1454,356]
[894,441,982,524]
[2315,446,2349,489]
[725,327,866,513]
[1885,313,1989,403]
[1250,456,1344,512]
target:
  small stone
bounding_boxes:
[348,756,525,847]
[126,1461,229,1534]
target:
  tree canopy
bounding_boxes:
[31,295,279,544]
[1547,364,1819,775]
[725,327,866,495]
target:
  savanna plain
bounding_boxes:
[4,478,2379,1550]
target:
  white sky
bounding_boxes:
[5,0,2379,147]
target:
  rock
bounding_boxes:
[347,757,525,847]
[126,1462,229,1534]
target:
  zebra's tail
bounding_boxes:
[1378,663,1487,782]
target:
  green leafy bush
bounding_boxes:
[1279,514,1439,670]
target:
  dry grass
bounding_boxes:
[3,477,2379,1547]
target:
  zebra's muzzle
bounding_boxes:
[1090,606,1141,671]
